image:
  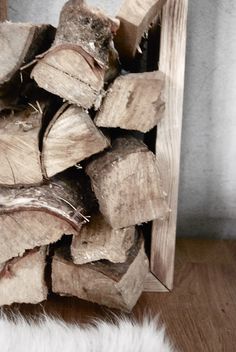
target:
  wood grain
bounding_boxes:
[0,22,55,86]
[0,177,85,263]
[86,137,169,229]
[71,212,136,264]
[4,239,236,351]
[52,237,149,312]
[0,247,47,306]
[115,0,167,62]
[95,71,165,133]
[42,104,109,178]
[150,0,188,289]
[0,0,7,21]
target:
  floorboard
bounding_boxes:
[3,239,236,352]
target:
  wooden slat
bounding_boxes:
[150,0,188,289]
[0,0,7,21]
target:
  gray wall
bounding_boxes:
[8,0,236,239]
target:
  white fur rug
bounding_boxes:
[0,314,176,352]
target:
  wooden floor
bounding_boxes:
[4,239,236,352]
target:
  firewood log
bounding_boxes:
[0,101,50,186]
[95,71,165,133]
[86,137,169,229]
[0,22,55,106]
[52,235,149,311]
[32,0,119,109]
[71,212,136,264]
[0,247,47,306]
[0,177,86,264]
[42,104,110,178]
[114,0,167,63]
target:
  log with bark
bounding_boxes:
[0,176,87,264]
[95,71,165,133]
[52,235,149,311]
[0,100,51,186]
[0,247,48,306]
[71,212,136,264]
[42,104,110,178]
[32,0,119,109]
[86,137,169,229]
[0,22,55,109]
[114,0,166,63]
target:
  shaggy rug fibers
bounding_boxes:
[0,314,176,351]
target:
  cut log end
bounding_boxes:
[31,48,105,109]
[0,104,45,186]
[0,247,48,306]
[114,0,167,63]
[86,137,169,229]
[31,0,118,109]
[71,212,136,264]
[0,177,86,263]
[52,235,149,312]
[0,22,55,87]
[42,104,110,178]
[95,71,165,133]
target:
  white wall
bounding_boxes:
[8,0,236,238]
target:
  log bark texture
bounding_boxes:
[0,177,86,264]
[114,0,166,62]
[52,235,149,311]
[0,247,47,306]
[42,104,110,178]
[71,212,136,264]
[95,71,165,133]
[86,137,169,229]
[32,0,119,109]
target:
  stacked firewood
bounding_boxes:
[0,0,168,311]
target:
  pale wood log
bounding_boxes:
[0,101,49,186]
[71,212,136,264]
[151,0,188,289]
[95,71,165,133]
[86,137,169,229]
[0,22,55,87]
[114,0,166,62]
[32,0,119,109]
[52,236,149,311]
[42,104,110,178]
[0,247,47,306]
[0,177,86,264]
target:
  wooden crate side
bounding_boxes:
[0,0,7,21]
[150,0,188,290]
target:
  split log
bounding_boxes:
[52,235,149,311]
[71,212,136,264]
[0,22,55,100]
[95,71,165,133]
[114,0,166,63]
[86,137,169,229]
[42,104,110,178]
[0,177,86,264]
[0,101,50,186]
[32,0,119,109]
[0,247,47,306]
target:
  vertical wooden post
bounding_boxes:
[0,0,7,21]
[150,0,188,290]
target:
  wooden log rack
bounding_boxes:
[0,0,188,301]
